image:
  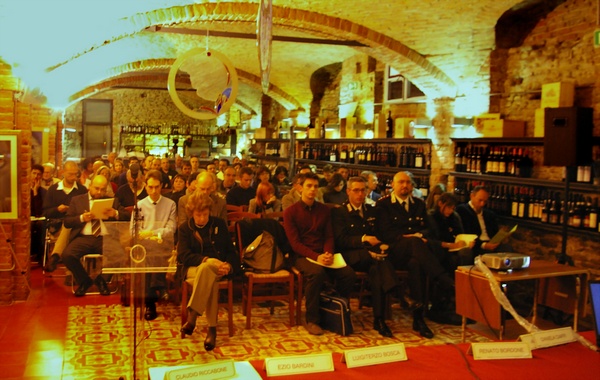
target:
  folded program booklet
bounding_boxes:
[307,253,347,269]
[90,198,114,220]
[488,224,518,244]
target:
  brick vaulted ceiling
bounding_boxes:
[0,0,548,115]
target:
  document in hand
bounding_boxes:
[450,234,478,252]
[90,198,114,220]
[307,253,347,269]
[488,224,518,244]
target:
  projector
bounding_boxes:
[480,253,531,270]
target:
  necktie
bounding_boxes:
[91,219,101,237]
[401,201,408,212]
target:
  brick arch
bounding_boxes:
[69,58,300,112]
[138,2,457,96]
[64,3,457,102]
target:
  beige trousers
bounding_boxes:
[185,258,223,326]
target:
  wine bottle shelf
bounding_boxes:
[297,159,430,175]
[497,216,599,239]
[450,172,599,193]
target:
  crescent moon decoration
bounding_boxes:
[257,0,273,94]
[167,49,239,120]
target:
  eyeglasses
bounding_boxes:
[349,188,367,193]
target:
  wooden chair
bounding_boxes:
[226,204,248,213]
[180,276,234,338]
[263,211,284,222]
[226,211,261,237]
[236,218,295,329]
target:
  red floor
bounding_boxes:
[0,264,120,380]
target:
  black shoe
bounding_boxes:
[374,317,393,337]
[412,317,434,339]
[74,279,94,297]
[144,303,157,321]
[204,326,217,351]
[45,254,60,272]
[181,322,195,336]
[95,276,110,296]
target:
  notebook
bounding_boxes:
[589,280,600,346]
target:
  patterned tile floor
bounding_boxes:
[1,266,490,379]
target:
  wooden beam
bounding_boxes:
[146,25,367,47]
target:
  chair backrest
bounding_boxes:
[227,211,260,237]
[235,217,292,258]
[263,211,284,222]
[227,204,248,213]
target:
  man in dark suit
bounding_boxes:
[43,161,88,271]
[331,176,398,337]
[455,185,511,257]
[62,175,120,296]
[375,171,454,339]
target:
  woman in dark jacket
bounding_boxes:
[178,192,239,351]
[321,173,348,205]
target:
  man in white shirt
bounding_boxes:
[133,170,177,320]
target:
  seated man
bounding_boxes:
[375,171,455,338]
[62,175,120,296]
[43,161,88,271]
[178,172,227,225]
[331,176,398,337]
[225,167,256,207]
[133,170,177,320]
[281,173,304,210]
[283,172,356,335]
[455,185,512,257]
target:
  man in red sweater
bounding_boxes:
[283,172,356,335]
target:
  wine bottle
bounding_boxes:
[386,111,394,139]
[589,197,598,231]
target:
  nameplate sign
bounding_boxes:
[164,359,236,380]
[343,343,407,368]
[519,327,576,350]
[470,342,532,360]
[264,352,334,377]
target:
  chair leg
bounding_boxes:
[289,275,295,327]
[181,282,189,339]
[296,273,303,326]
[246,278,253,329]
[227,280,234,337]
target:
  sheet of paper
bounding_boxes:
[90,198,114,220]
[489,224,518,244]
[307,253,347,269]
[449,234,478,252]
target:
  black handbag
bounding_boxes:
[319,291,353,336]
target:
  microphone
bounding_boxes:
[130,163,140,180]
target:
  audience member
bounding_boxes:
[281,173,304,210]
[117,156,140,187]
[43,161,88,271]
[283,172,356,335]
[271,165,291,188]
[161,157,177,187]
[174,154,184,174]
[134,170,177,320]
[375,171,455,339]
[216,158,229,180]
[425,183,446,211]
[92,165,115,197]
[361,170,381,205]
[225,167,256,207]
[106,151,117,169]
[181,160,192,177]
[79,157,94,187]
[319,164,334,187]
[190,156,200,175]
[321,173,347,205]
[178,172,227,225]
[30,164,46,263]
[142,155,155,172]
[331,176,397,337]
[178,193,239,351]
[217,166,237,197]
[455,185,512,257]
[248,182,281,216]
[61,175,119,296]
[110,158,124,184]
[115,168,147,221]
[41,163,60,190]
[166,174,187,212]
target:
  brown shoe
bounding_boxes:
[305,322,324,335]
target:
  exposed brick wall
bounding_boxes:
[493,0,600,276]
[0,60,61,304]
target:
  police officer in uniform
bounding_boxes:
[375,171,454,339]
[332,176,398,337]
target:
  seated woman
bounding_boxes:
[321,173,347,205]
[270,165,291,197]
[177,193,239,351]
[248,182,282,216]
[92,165,116,196]
[166,174,187,211]
[426,192,474,270]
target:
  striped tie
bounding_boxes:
[91,219,101,237]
